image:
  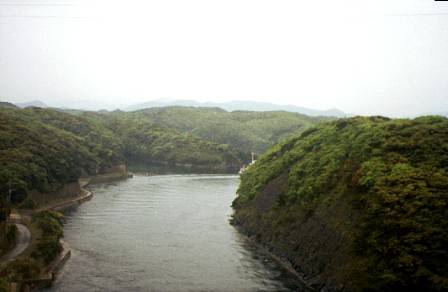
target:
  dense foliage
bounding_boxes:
[104,114,242,168]
[3,211,65,282]
[234,116,448,291]
[26,107,244,169]
[123,107,333,154]
[0,108,121,201]
[0,106,248,204]
[32,211,65,264]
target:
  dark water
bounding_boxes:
[49,174,306,291]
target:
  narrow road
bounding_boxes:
[1,224,31,261]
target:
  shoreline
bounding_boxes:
[230,219,317,291]
[34,188,93,214]
[9,172,132,290]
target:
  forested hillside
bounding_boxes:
[0,107,122,206]
[0,104,334,209]
[0,107,244,208]
[123,107,333,153]
[233,116,448,291]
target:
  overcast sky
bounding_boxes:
[1,0,448,117]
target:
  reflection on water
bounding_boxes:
[48,174,306,291]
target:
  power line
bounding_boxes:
[0,14,96,19]
[0,2,98,18]
[0,3,89,6]
[0,4,447,19]
[373,12,448,17]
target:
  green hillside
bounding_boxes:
[124,107,334,154]
[23,107,243,170]
[0,107,122,206]
[233,116,448,291]
[0,107,246,207]
[0,104,333,211]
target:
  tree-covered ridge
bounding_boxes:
[124,107,334,153]
[0,107,246,206]
[0,104,334,208]
[109,115,243,168]
[20,107,244,168]
[233,116,448,291]
[24,107,125,157]
[0,107,121,202]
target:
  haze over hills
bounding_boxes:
[7,99,349,117]
[14,100,49,109]
[6,99,448,118]
[125,99,351,117]
[0,102,18,109]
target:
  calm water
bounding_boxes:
[49,174,305,291]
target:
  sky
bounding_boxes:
[1,0,448,117]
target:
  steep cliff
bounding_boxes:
[232,116,448,291]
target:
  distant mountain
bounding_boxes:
[15,100,48,108]
[125,99,350,117]
[0,101,19,109]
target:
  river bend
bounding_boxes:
[49,174,305,291]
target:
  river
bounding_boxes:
[49,174,306,291]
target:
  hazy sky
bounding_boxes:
[1,0,448,117]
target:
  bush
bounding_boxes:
[6,258,41,281]
[32,211,65,264]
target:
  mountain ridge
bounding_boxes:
[125,99,350,117]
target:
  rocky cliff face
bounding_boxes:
[90,164,133,183]
[26,164,132,207]
[28,182,83,206]
[232,171,358,291]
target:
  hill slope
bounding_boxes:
[0,107,244,206]
[126,107,334,154]
[0,107,122,206]
[232,116,448,291]
[126,99,349,117]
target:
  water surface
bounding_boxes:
[50,174,305,291]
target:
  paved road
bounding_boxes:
[1,224,30,261]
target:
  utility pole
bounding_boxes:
[251,152,256,164]
[2,179,12,254]
[2,177,16,254]
[7,178,12,204]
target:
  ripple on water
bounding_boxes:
[50,174,307,292]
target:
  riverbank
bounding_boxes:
[30,188,93,214]
[5,170,132,290]
[11,240,71,291]
[230,219,317,291]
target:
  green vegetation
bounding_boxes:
[1,105,328,205]
[2,211,65,283]
[5,225,18,252]
[6,258,41,282]
[2,103,447,290]
[24,107,244,169]
[107,114,242,168]
[32,211,65,264]
[0,107,121,205]
[0,275,9,291]
[123,107,333,154]
[0,106,247,206]
[0,103,330,210]
[3,211,65,282]
[233,116,448,291]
